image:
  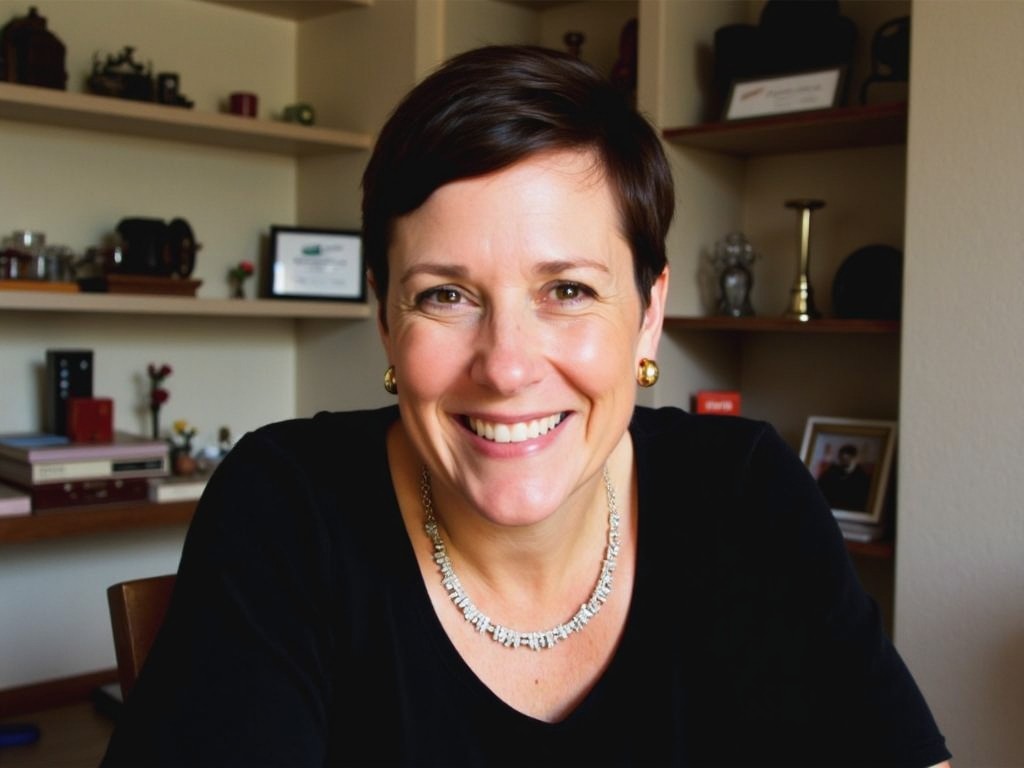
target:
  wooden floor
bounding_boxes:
[0,702,114,767]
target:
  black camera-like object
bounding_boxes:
[110,217,199,277]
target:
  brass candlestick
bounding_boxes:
[783,198,824,321]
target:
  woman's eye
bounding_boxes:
[416,286,467,309]
[550,282,594,303]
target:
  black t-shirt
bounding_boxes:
[103,405,950,766]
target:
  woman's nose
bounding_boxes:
[469,309,544,396]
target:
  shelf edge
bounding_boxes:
[0,289,371,319]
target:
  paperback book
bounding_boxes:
[0,482,31,517]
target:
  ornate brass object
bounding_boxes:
[783,199,824,321]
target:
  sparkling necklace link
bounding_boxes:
[420,466,619,651]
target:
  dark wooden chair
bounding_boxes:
[106,574,176,700]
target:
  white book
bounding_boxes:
[0,481,31,517]
[838,520,886,542]
[0,454,168,485]
[148,474,209,503]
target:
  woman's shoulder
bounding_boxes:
[240,404,399,461]
[631,405,776,458]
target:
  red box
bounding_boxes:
[67,397,114,443]
[693,390,741,416]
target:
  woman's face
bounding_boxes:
[380,150,667,525]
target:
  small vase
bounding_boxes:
[173,449,198,477]
[230,278,246,299]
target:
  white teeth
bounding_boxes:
[470,413,563,443]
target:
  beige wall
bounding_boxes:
[898,1,1024,764]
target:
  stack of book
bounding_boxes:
[837,520,888,543]
[0,432,170,514]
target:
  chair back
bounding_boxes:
[107,574,176,700]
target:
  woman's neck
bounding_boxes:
[387,420,634,619]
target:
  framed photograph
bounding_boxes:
[268,226,365,301]
[724,67,845,121]
[799,416,897,524]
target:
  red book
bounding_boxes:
[694,390,742,416]
[29,477,150,512]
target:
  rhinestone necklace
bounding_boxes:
[420,466,620,651]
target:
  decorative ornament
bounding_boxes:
[710,231,757,317]
[783,199,824,321]
[146,363,172,439]
[421,466,619,651]
[383,365,398,395]
[227,259,254,299]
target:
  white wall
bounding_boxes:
[898,1,1024,764]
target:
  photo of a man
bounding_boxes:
[816,443,871,512]
[800,417,897,525]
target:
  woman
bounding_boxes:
[103,46,950,766]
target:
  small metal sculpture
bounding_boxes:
[710,232,758,317]
[87,46,193,107]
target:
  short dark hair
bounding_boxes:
[361,45,674,323]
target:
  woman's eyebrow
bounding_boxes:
[533,259,610,276]
[398,263,470,284]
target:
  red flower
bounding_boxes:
[150,387,169,407]
[147,363,172,381]
[228,260,255,281]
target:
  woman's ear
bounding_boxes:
[368,270,392,357]
[638,266,669,359]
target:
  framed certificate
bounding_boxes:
[724,68,844,121]
[268,226,365,301]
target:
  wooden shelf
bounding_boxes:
[0,500,196,545]
[0,81,372,156]
[202,0,368,20]
[845,538,894,560]
[662,102,907,157]
[0,287,371,319]
[664,315,899,334]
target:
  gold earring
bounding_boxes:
[383,365,398,395]
[636,358,659,388]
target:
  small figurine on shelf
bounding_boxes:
[563,31,584,59]
[146,363,172,439]
[227,259,254,299]
[709,232,758,317]
[170,419,198,476]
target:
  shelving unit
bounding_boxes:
[201,0,369,21]
[664,316,898,334]
[663,101,907,156]
[0,81,372,156]
[0,500,195,545]
[658,95,908,568]
[0,288,370,319]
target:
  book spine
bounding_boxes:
[0,434,168,463]
[0,455,168,485]
[148,478,207,503]
[31,477,150,511]
[0,483,31,517]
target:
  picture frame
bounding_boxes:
[799,416,897,525]
[267,226,365,301]
[723,67,845,121]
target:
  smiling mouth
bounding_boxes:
[465,413,566,444]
